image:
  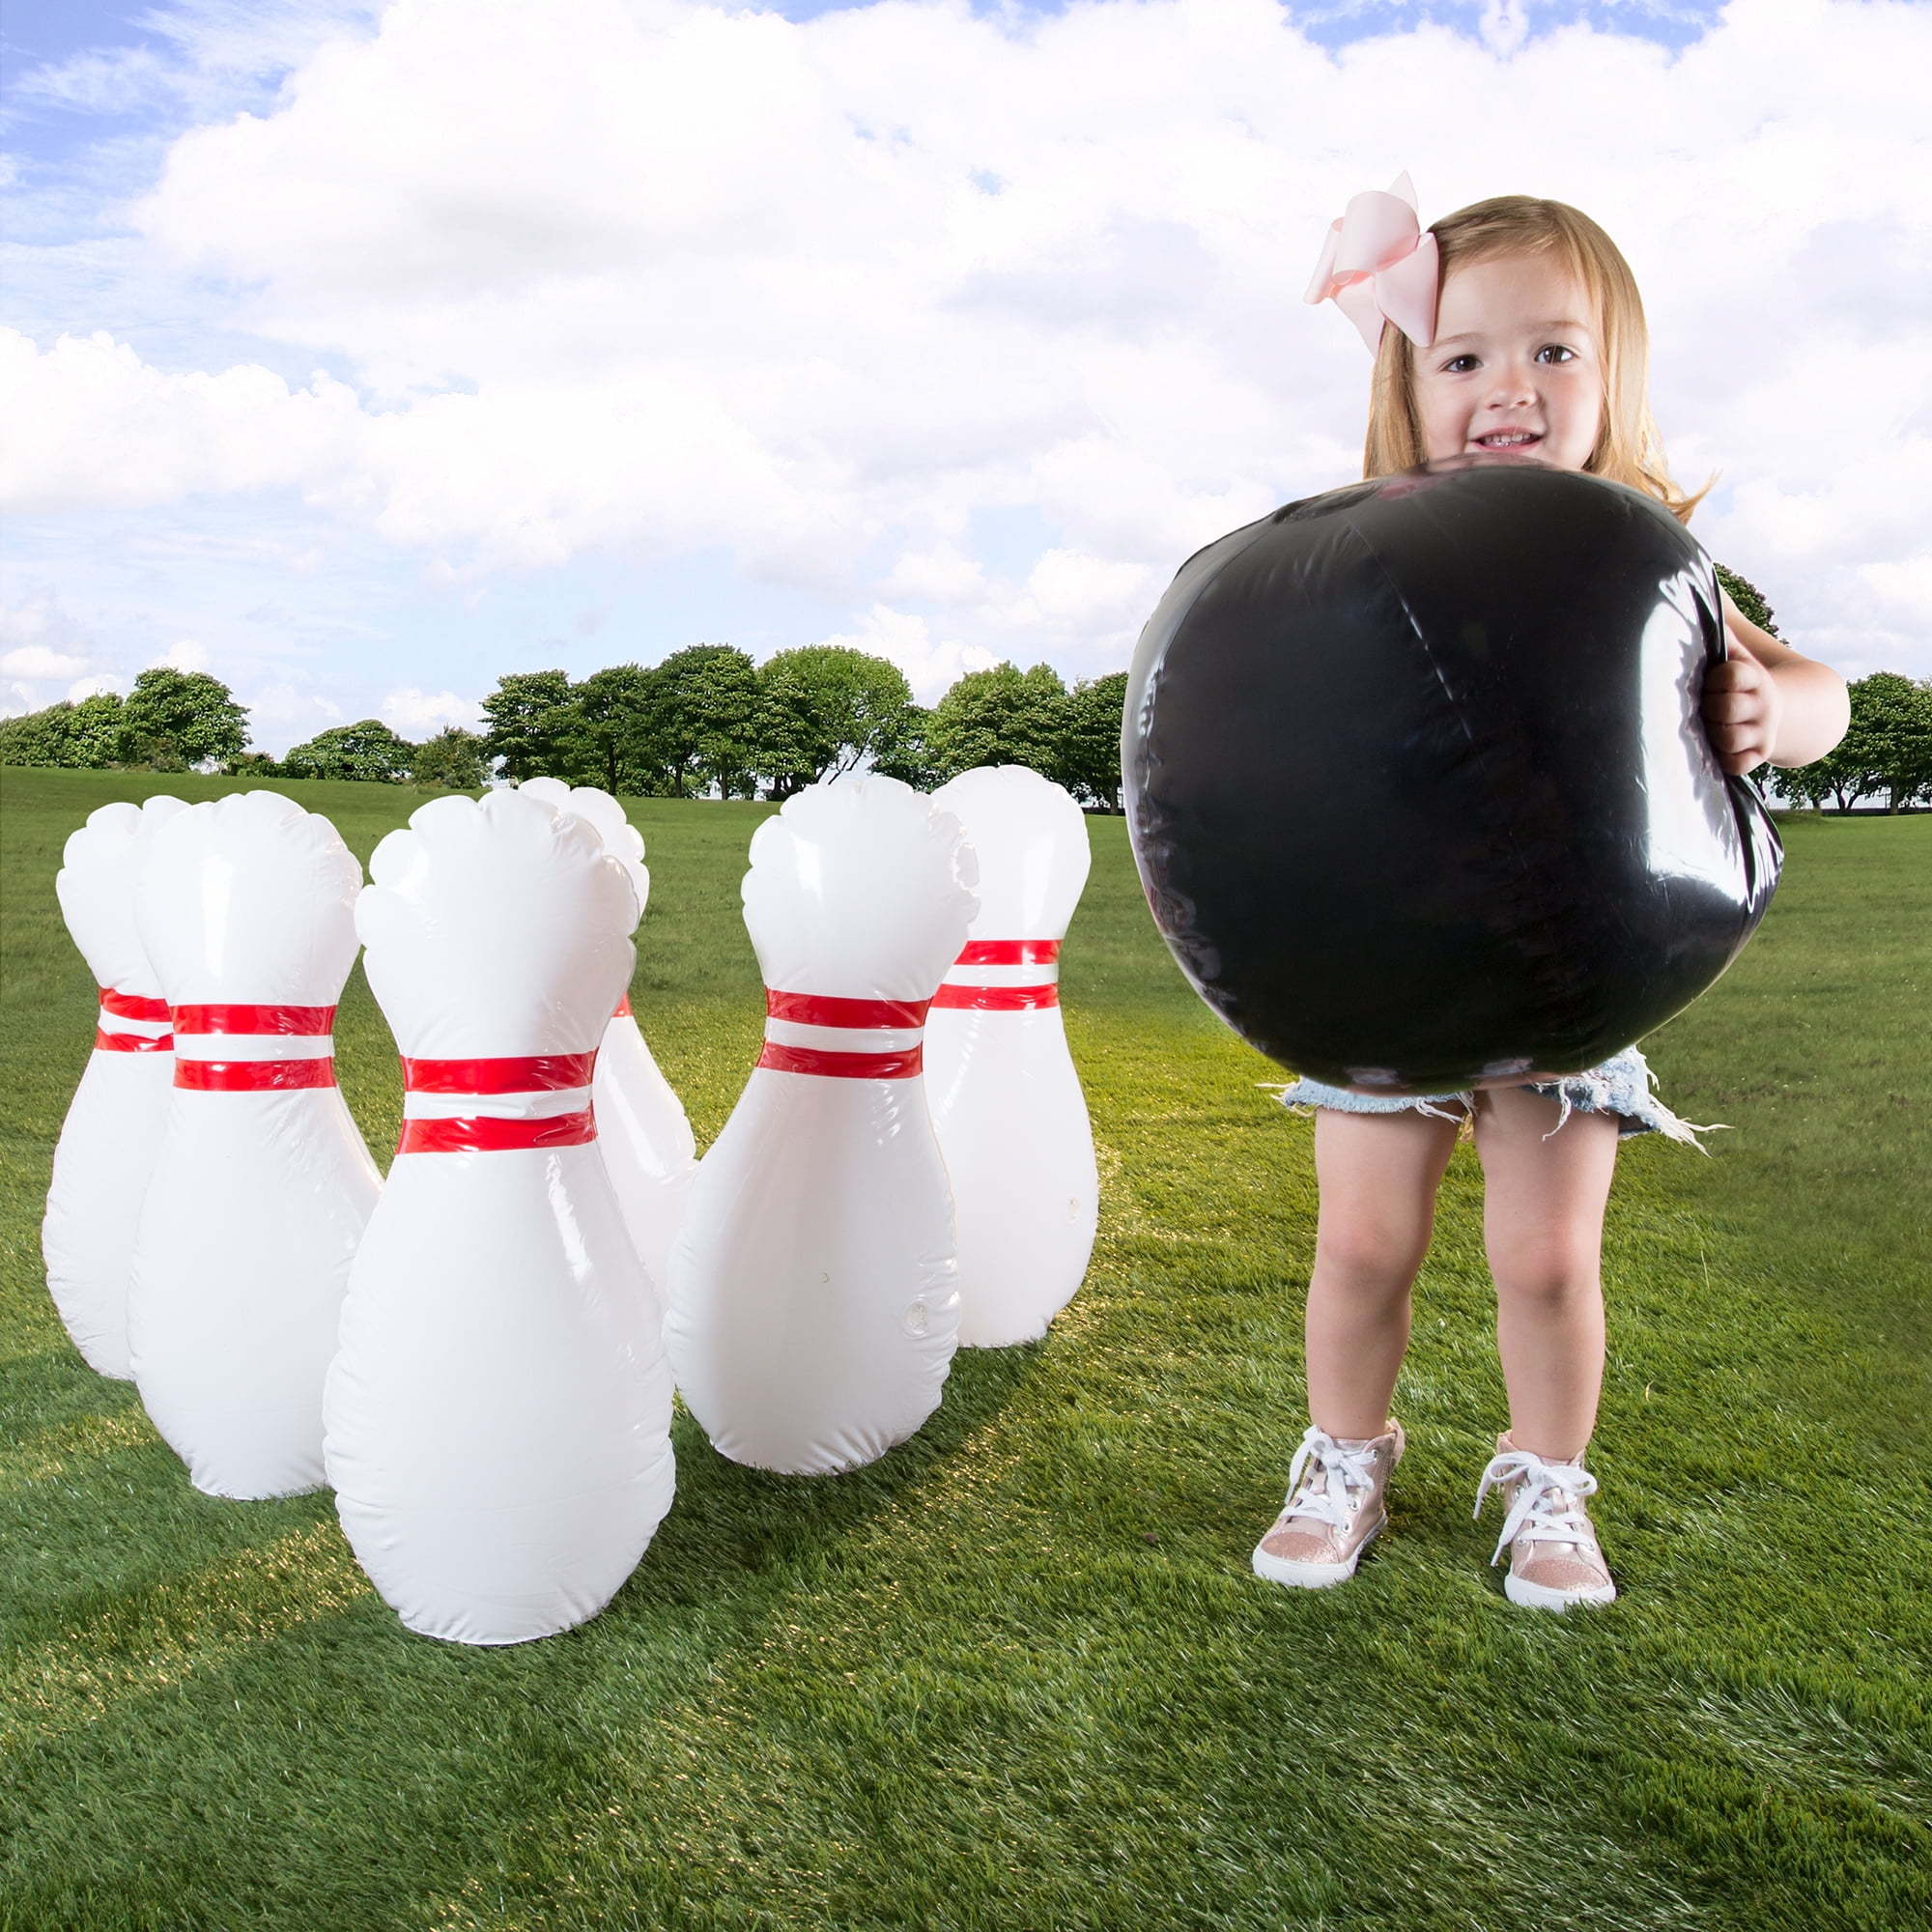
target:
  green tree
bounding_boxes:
[1056,671,1129,810]
[280,719,415,782]
[479,670,585,782]
[66,693,128,767]
[121,668,249,768]
[752,646,916,798]
[0,693,128,769]
[410,726,491,791]
[923,662,1069,785]
[575,665,669,796]
[0,704,75,767]
[868,704,939,789]
[1848,673,1932,812]
[652,644,761,797]
[1714,564,1779,637]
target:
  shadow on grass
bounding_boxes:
[0,1344,1051,1932]
[626,1340,1052,1611]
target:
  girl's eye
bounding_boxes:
[1536,345,1577,364]
[1443,355,1479,374]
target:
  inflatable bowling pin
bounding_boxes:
[666,777,978,1474]
[519,778,696,1315]
[128,791,381,1498]
[324,790,676,1645]
[926,766,1100,1347]
[43,795,188,1378]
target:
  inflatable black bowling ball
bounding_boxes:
[1122,460,1782,1094]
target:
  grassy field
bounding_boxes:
[1,766,1926,1931]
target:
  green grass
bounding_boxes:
[1,767,1927,1931]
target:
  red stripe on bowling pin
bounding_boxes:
[395,1051,602,1154]
[94,1029,174,1053]
[397,1111,597,1154]
[756,988,929,1080]
[170,1002,338,1090]
[930,982,1059,1011]
[932,938,1062,1011]
[96,987,174,1051]
[99,988,172,1023]
[401,1053,598,1094]
[175,1058,338,1091]
[171,1003,337,1035]
[956,940,1061,966]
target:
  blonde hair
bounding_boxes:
[1362,195,1705,522]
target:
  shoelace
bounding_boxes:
[1278,1426,1381,1532]
[1473,1449,1602,1568]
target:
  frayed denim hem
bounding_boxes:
[1266,1045,1721,1149]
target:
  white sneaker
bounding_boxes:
[1252,1421,1405,1588]
[1474,1434,1618,1610]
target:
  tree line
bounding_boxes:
[0,648,1133,809]
[7,603,1926,812]
[0,669,252,774]
[471,646,1127,808]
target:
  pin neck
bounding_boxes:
[933,937,1063,1012]
[96,987,174,1053]
[169,1002,338,1090]
[396,1050,601,1154]
[99,988,171,1022]
[758,988,928,1081]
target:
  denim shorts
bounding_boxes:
[1270,1045,1713,1146]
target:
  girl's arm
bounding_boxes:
[1701,594,1850,775]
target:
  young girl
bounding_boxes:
[1257,186,1850,1609]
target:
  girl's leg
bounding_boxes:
[1305,1107,1460,1439]
[1255,1105,1458,1589]
[1470,1087,1620,1460]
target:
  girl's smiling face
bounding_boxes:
[1413,251,1605,471]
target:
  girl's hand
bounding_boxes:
[1704,595,1850,772]
[1701,633,1782,775]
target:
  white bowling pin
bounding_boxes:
[519,778,696,1315]
[324,790,675,1646]
[926,766,1099,1347]
[128,791,381,1498]
[666,777,978,1475]
[42,795,189,1378]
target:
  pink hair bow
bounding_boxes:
[1305,172,1440,352]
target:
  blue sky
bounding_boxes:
[4,1,1925,751]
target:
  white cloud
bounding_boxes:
[818,603,999,705]
[68,674,126,701]
[0,643,90,680]
[0,594,99,707]
[0,331,364,514]
[243,680,341,741]
[152,639,212,672]
[381,686,481,736]
[1,589,92,656]
[1,0,1927,682]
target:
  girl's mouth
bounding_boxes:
[1474,430,1543,450]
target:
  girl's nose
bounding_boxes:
[1486,360,1539,407]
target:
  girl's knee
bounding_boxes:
[1317,1214,1434,1293]
[1491,1233,1602,1309]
